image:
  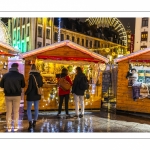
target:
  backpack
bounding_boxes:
[79,76,89,91]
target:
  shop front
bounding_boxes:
[0,42,19,113]
[114,47,150,113]
[20,40,109,110]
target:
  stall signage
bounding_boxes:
[102,71,111,92]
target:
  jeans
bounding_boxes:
[58,94,69,115]
[5,96,21,127]
[73,94,84,116]
[27,101,39,122]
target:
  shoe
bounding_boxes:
[79,114,84,118]
[28,121,33,131]
[74,115,79,118]
[66,114,71,118]
[57,114,61,118]
[33,120,36,128]
[7,126,12,132]
[14,125,19,132]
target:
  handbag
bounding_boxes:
[31,74,42,95]
[58,76,71,91]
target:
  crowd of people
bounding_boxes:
[0,63,89,132]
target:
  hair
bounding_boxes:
[76,67,82,74]
[30,64,37,70]
[11,63,19,68]
[61,68,68,75]
[131,68,136,72]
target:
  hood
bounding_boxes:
[77,72,85,78]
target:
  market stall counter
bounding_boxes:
[20,40,109,111]
[114,47,150,113]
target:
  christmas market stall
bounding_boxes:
[20,40,109,110]
[0,41,19,113]
[114,47,150,113]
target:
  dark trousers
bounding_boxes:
[58,94,69,114]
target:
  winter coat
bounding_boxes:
[57,73,72,95]
[72,72,87,96]
[0,68,25,96]
[25,70,43,101]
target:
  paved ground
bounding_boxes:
[1,102,150,133]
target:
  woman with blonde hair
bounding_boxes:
[25,64,43,131]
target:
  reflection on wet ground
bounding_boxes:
[1,102,150,133]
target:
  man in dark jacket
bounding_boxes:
[0,63,25,132]
[72,67,89,118]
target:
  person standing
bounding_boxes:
[25,64,43,131]
[0,63,25,132]
[57,68,72,118]
[72,67,89,118]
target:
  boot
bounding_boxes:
[33,120,36,128]
[28,121,33,131]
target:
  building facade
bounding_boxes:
[134,18,150,51]
[8,18,54,53]
[54,26,128,59]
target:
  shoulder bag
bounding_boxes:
[31,74,42,95]
[58,75,71,91]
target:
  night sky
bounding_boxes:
[1,17,135,34]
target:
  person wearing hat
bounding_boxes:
[0,63,25,132]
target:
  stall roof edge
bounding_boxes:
[114,47,150,63]
[20,40,109,63]
[0,41,19,53]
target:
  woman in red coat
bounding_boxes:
[57,68,72,117]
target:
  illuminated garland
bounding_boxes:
[58,18,61,42]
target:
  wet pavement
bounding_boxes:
[1,102,150,132]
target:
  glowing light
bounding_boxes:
[0,19,11,44]
[58,18,61,42]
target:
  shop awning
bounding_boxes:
[20,40,109,63]
[114,47,150,63]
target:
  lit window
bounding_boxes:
[38,26,42,37]
[141,32,148,41]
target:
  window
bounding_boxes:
[77,38,80,44]
[14,19,16,28]
[98,41,100,48]
[46,43,50,46]
[142,18,148,27]
[27,18,30,24]
[27,26,30,36]
[21,42,24,52]
[17,18,20,27]
[13,30,16,40]
[38,18,43,24]
[38,26,42,37]
[141,45,147,50]
[72,36,74,42]
[66,35,69,40]
[27,41,29,51]
[82,39,84,46]
[17,29,20,40]
[86,40,88,47]
[22,18,25,25]
[37,42,42,48]
[46,29,50,39]
[54,32,58,41]
[47,18,50,26]
[90,41,92,48]
[22,28,24,39]
[141,32,148,41]
[61,34,64,41]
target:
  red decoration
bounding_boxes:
[37,55,104,63]
[0,51,14,56]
